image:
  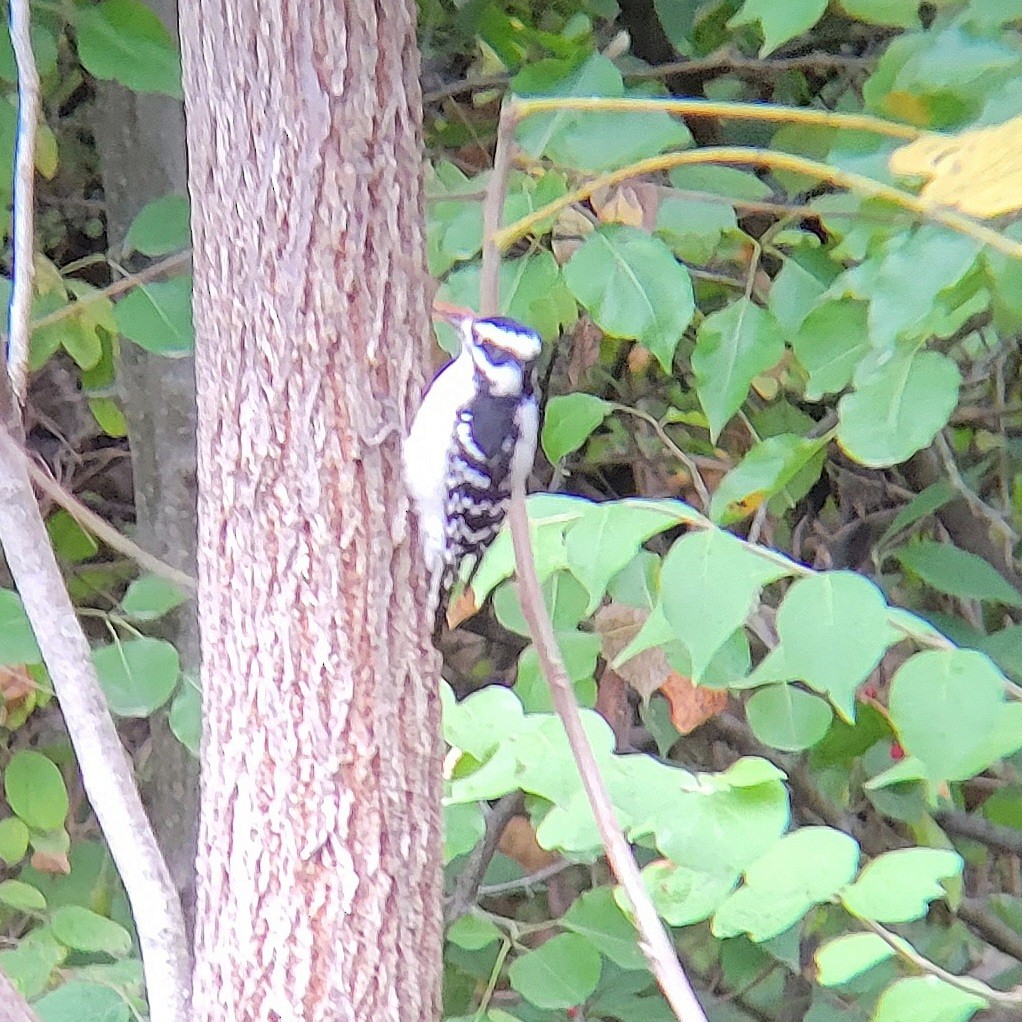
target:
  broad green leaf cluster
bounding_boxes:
[424,2,1022,1021]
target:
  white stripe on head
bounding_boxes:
[472,317,542,362]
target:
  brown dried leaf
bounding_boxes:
[498,816,559,873]
[627,344,653,375]
[890,116,1022,218]
[594,604,668,703]
[566,317,603,390]
[592,185,645,227]
[446,586,479,629]
[0,665,34,703]
[551,206,594,265]
[660,671,728,734]
[31,849,71,875]
[595,604,727,731]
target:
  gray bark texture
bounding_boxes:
[179,1,443,1019]
[90,0,200,921]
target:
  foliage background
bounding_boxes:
[2,0,1022,1020]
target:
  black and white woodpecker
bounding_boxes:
[403,315,542,627]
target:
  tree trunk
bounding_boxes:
[90,0,200,929]
[178,2,443,1019]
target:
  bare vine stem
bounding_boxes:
[481,101,708,1022]
[0,429,192,1022]
[6,0,40,405]
[512,95,922,141]
[26,456,196,591]
[0,9,191,1012]
[853,913,1022,1006]
[495,144,1022,261]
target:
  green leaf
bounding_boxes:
[644,759,791,877]
[439,252,576,343]
[0,816,29,864]
[655,196,737,264]
[834,228,980,351]
[565,500,684,612]
[889,650,1006,781]
[894,541,1022,607]
[710,434,827,526]
[443,802,484,864]
[790,300,871,400]
[728,0,829,55]
[768,256,831,336]
[47,509,99,563]
[0,589,41,665]
[89,398,129,438]
[660,530,793,682]
[878,481,956,550]
[643,860,738,927]
[713,827,860,941]
[114,275,194,355]
[746,685,833,752]
[668,165,773,202]
[34,980,130,1022]
[0,879,46,912]
[91,637,181,717]
[508,933,602,1010]
[839,0,921,28]
[692,299,785,441]
[837,350,961,468]
[0,928,67,999]
[514,53,691,171]
[51,905,132,957]
[873,976,986,1022]
[125,194,190,256]
[562,887,645,971]
[776,572,896,719]
[4,751,68,831]
[447,914,501,950]
[76,0,183,98]
[169,679,201,757]
[0,24,59,81]
[120,574,188,620]
[564,225,695,371]
[542,394,612,463]
[842,848,962,923]
[814,932,895,986]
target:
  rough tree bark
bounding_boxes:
[179,1,443,1019]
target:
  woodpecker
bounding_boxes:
[403,315,542,629]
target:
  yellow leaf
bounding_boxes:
[882,91,931,127]
[890,115,1022,218]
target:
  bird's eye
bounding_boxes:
[479,339,516,367]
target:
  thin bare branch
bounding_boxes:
[6,0,41,405]
[445,792,524,924]
[480,100,709,1022]
[26,455,197,592]
[935,809,1022,857]
[0,971,42,1022]
[422,52,874,104]
[505,492,708,1021]
[856,914,1022,1006]
[27,249,192,334]
[0,425,192,1022]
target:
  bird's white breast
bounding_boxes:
[402,350,474,572]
